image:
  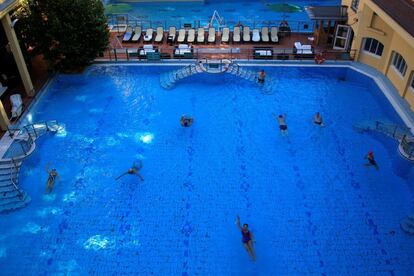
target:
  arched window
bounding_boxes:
[362,38,384,56]
[411,73,414,90]
[351,0,360,11]
[391,52,407,77]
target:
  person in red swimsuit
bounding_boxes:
[236,215,256,261]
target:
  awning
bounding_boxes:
[305,5,348,21]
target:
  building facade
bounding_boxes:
[342,0,414,111]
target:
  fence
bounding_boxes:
[97,47,356,62]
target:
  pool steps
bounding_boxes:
[0,121,62,213]
[160,61,275,94]
[353,120,414,160]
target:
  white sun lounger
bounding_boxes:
[222,27,230,43]
[233,27,241,43]
[174,44,192,56]
[122,26,133,42]
[208,27,216,43]
[294,42,313,54]
[131,26,142,42]
[10,94,23,119]
[139,45,157,57]
[252,29,260,42]
[187,29,195,43]
[261,27,269,43]
[177,29,186,43]
[155,27,164,43]
[271,27,279,43]
[243,26,251,42]
[167,27,176,43]
[197,28,205,43]
[144,28,154,42]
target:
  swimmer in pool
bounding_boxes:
[236,215,256,261]
[116,160,144,181]
[273,113,288,135]
[313,112,324,126]
[180,115,194,127]
[45,164,60,193]
[365,151,379,170]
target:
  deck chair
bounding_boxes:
[294,42,313,54]
[10,94,23,119]
[271,27,279,43]
[233,26,241,43]
[154,27,164,43]
[177,29,186,43]
[122,26,133,42]
[252,29,260,42]
[131,26,142,42]
[222,27,230,43]
[261,27,269,43]
[167,27,176,43]
[197,28,205,43]
[187,29,195,43]
[208,27,216,43]
[144,28,154,42]
[243,26,251,42]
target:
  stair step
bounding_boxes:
[0,190,21,199]
[0,193,27,206]
[0,184,18,193]
[0,194,31,213]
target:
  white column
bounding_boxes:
[1,13,35,97]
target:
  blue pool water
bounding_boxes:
[109,0,340,29]
[1,65,414,275]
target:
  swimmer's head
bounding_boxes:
[279,115,283,118]
[243,223,248,229]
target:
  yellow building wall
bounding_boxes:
[343,0,414,111]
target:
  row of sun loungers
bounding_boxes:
[123,26,279,44]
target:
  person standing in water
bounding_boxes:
[115,160,144,181]
[236,215,256,261]
[45,164,60,193]
[258,69,266,84]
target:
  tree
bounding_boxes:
[14,0,109,71]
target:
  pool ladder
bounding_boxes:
[0,120,63,213]
[160,62,276,94]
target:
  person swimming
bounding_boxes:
[236,215,256,261]
[273,113,288,135]
[180,114,194,127]
[116,160,144,181]
[365,151,379,170]
[313,112,324,126]
[45,164,60,193]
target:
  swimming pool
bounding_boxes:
[107,0,340,30]
[0,64,413,275]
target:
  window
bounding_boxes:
[351,0,360,11]
[363,38,384,56]
[411,74,414,90]
[392,52,407,77]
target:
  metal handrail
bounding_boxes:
[10,158,24,200]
